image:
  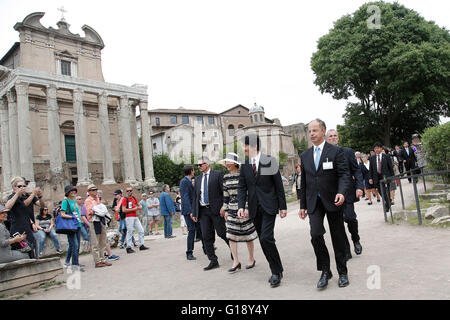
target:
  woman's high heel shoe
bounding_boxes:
[228,263,241,273]
[246,260,256,269]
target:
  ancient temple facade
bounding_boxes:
[0,12,156,200]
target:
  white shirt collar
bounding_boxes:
[313,140,326,151]
[203,168,211,176]
[252,152,261,165]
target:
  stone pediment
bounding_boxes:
[14,12,105,49]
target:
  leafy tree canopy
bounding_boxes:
[311,1,450,148]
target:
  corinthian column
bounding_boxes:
[15,82,34,183]
[98,92,116,184]
[73,89,91,185]
[46,85,63,176]
[129,103,142,182]
[118,95,136,184]
[6,90,20,177]
[0,97,12,192]
[139,100,156,186]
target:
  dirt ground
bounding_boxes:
[23,180,450,300]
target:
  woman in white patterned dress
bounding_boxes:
[220,153,258,274]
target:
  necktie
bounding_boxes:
[377,155,382,174]
[314,147,321,171]
[406,148,409,156]
[252,162,257,176]
[203,173,208,204]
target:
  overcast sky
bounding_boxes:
[1,0,449,130]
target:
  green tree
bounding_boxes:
[421,122,450,182]
[293,136,309,156]
[311,1,450,148]
[152,154,185,187]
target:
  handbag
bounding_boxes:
[11,237,32,253]
[55,200,79,234]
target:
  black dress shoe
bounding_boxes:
[317,271,332,289]
[345,252,352,261]
[228,263,241,273]
[246,260,256,269]
[194,238,201,242]
[268,272,283,283]
[354,242,363,255]
[338,274,350,287]
[203,262,219,271]
[187,254,196,260]
[269,273,283,288]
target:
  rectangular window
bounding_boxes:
[170,115,177,124]
[182,115,189,124]
[214,144,219,151]
[65,135,77,163]
[208,116,215,125]
[202,131,206,138]
[202,144,207,152]
[153,143,157,150]
[214,131,218,137]
[197,116,204,124]
[61,60,71,76]
[155,117,160,126]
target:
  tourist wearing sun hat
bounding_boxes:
[0,205,31,263]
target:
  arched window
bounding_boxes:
[254,115,258,122]
[228,124,235,136]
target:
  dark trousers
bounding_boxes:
[375,174,391,211]
[343,202,360,255]
[308,197,347,275]
[405,162,418,182]
[199,206,229,263]
[184,214,196,255]
[252,205,283,275]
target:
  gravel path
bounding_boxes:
[24,180,449,300]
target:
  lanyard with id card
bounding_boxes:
[323,158,333,170]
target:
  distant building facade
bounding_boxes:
[0,12,156,201]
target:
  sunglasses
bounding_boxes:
[126,190,133,192]
[89,189,98,191]
[16,185,26,188]
[197,163,206,167]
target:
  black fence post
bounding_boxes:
[380,182,388,223]
[398,177,405,210]
[412,178,422,225]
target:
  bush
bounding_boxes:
[152,154,185,187]
[422,122,450,182]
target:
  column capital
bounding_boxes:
[98,91,108,105]
[46,85,58,100]
[6,90,16,103]
[73,88,84,103]
[15,82,29,96]
[139,100,149,112]
[0,97,6,110]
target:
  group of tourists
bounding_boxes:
[1,120,422,291]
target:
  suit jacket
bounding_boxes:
[368,153,395,186]
[180,176,194,216]
[341,146,364,204]
[299,142,350,214]
[393,150,404,163]
[400,147,417,168]
[237,153,287,218]
[159,192,175,216]
[192,169,223,219]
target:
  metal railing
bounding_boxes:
[379,166,449,225]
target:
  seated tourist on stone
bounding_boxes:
[36,207,62,257]
[0,205,30,263]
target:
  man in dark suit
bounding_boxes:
[400,141,418,183]
[393,145,404,175]
[299,119,351,289]
[192,157,229,270]
[368,142,395,211]
[237,134,287,288]
[326,129,364,260]
[180,165,197,261]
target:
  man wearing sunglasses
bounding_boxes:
[121,187,149,253]
[192,157,230,271]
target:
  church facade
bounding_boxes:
[0,12,156,200]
